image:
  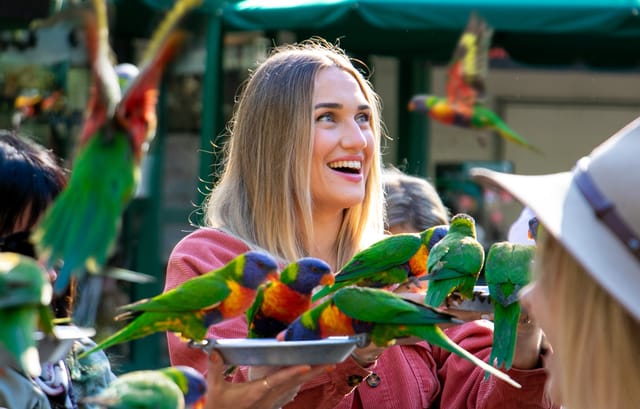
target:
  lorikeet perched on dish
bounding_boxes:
[283,286,520,388]
[407,13,540,153]
[423,213,484,308]
[81,365,207,409]
[0,252,54,377]
[247,257,334,339]
[485,241,535,374]
[79,250,278,358]
[312,225,449,302]
[32,0,203,294]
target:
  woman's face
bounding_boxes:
[520,277,563,404]
[310,66,374,215]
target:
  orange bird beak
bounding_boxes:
[191,396,206,409]
[320,274,335,286]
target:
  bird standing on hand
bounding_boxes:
[485,241,535,374]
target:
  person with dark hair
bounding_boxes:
[0,130,115,409]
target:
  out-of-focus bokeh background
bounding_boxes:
[3,0,640,372]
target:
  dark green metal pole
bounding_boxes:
[397,59,429,178]
[196,9,224,222]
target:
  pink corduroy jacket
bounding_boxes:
[164,228,556,409]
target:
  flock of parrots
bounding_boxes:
[0,0,542,407]
[0,209,536,405]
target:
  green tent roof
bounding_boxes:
[215,0,640,67]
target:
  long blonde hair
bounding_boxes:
[204,38,385,268]
[535,229,640,409]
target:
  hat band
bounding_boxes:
[574,157,640,262]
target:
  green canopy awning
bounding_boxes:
[218,0,640,67]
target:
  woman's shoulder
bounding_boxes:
[0,367,51,409]
[172,227,250,258]
[167,227,252,281]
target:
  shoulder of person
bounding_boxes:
[167,228,253,279]
[0,367,52,409]
[175,228,248,252]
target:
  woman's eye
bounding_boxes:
[316,112,335,122]
[356,112,371,124]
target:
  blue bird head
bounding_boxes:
[241,251,279,289]
[286,257,334,294]
[161,365,207,406]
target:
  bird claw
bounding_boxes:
[351,333,371,348]
[187,338,213,352]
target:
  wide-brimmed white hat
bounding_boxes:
[471,117,640,322]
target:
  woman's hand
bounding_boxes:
[204,350,331,409]
[350,342,386,367]
[511,308,545,369]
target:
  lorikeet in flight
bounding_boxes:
[407,13,540,153]
[0,252,54,377]
[78,250,278,358]
[32,0,203,294]
[81,365,207,409]
[283,286,520,388]
[312,225,449,302]
[247,257,334,339]
[485,241,535,374]
[423,213,485,308]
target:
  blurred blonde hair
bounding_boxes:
[535,228,640,409]
[204,38,385,268]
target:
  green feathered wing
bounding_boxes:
[31,0,201,296]
[78,260,236,358]
[312,234,422,302]
[424,214,484,307]
[485,242,535,373]
[333,287,520,388]
[33,133,135,294]
[0,253,54,377]
[81,369,185,409]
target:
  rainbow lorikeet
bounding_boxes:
[78,250,278,358]
[81,365,207,409]
[0,252,54,377]
[407,13,540,153]
[311,225,449,302]
[484,242,535,375]
[247,257,334,339]
[283,286,520,388]
[31,0,203,294]
[423,213,485,308]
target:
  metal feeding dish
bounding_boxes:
[189,336,366,366]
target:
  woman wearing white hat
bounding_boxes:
[471,118,640,409]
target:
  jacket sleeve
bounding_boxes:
[434,320,558,409]
[164,228,250,375]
